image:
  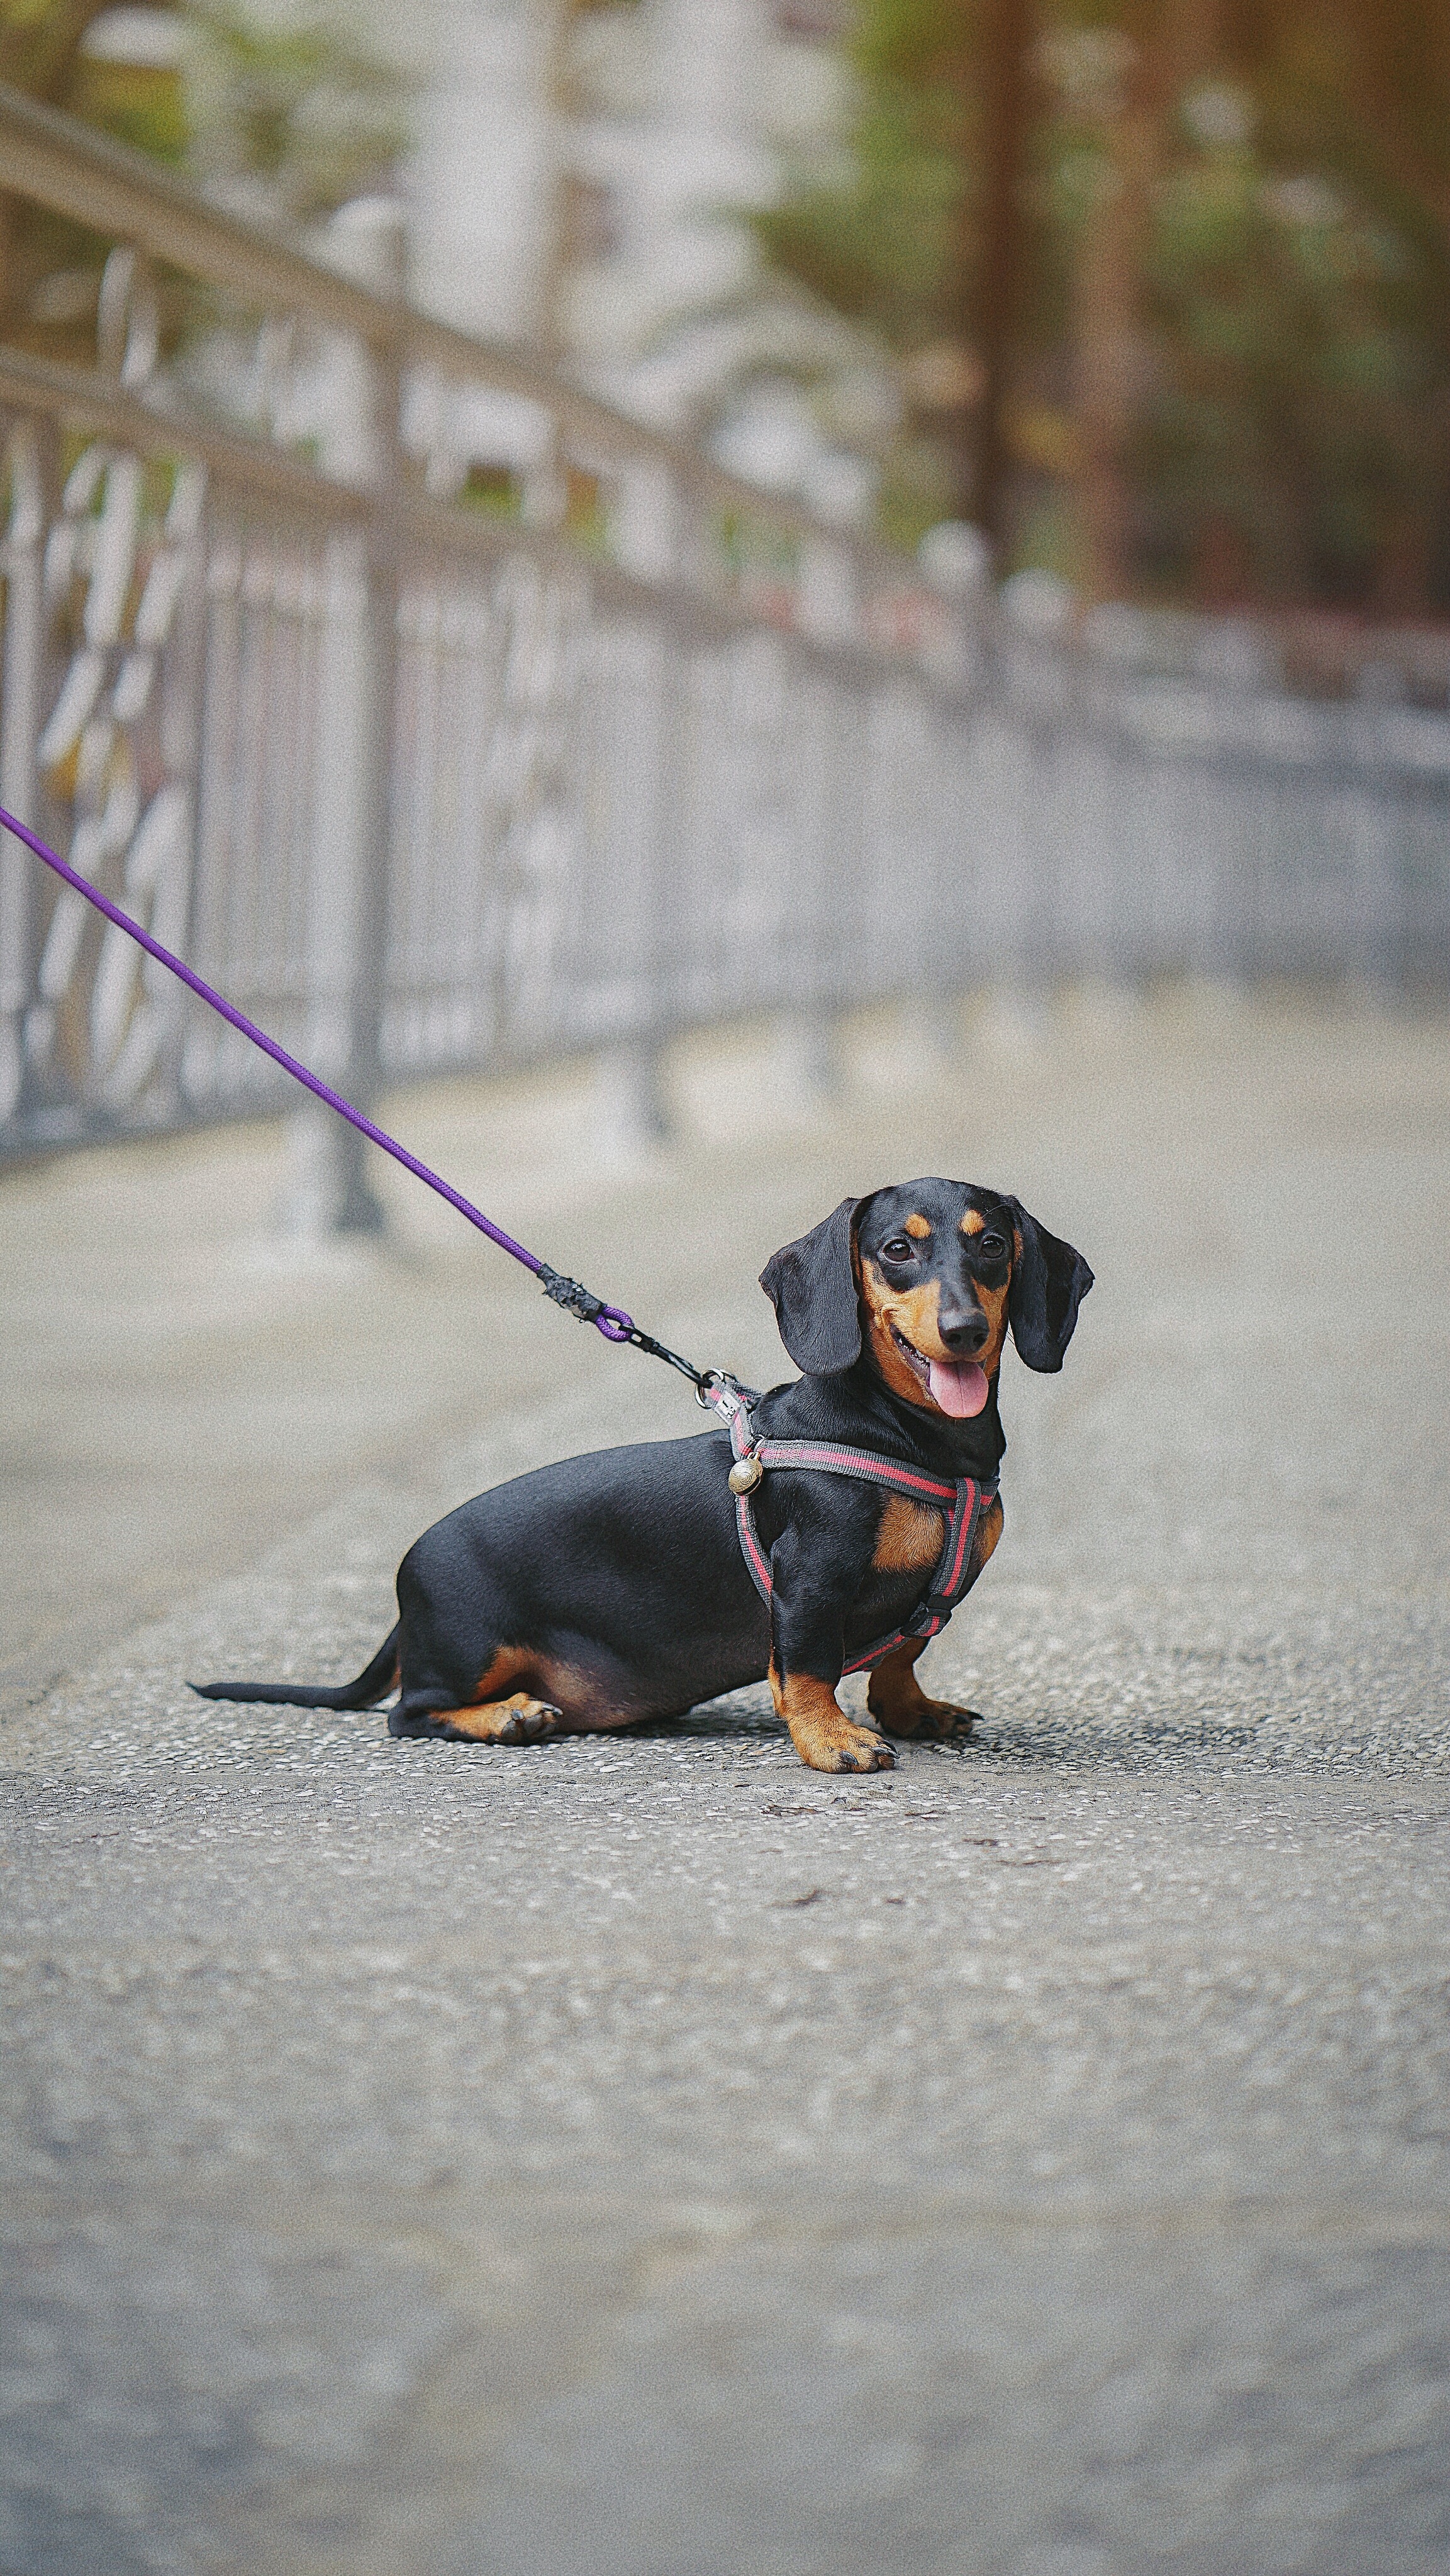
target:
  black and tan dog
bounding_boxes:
[196,1184,1091,1772]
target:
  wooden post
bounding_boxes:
[964,0,1033,547]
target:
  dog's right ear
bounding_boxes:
[759,1197,863,1375]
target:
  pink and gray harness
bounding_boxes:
[709,1381,995,1676]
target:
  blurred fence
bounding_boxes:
[3,89,1448,1177]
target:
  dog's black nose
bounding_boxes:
[938,1307,989,1355]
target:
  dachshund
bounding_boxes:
[194,1182,1092,1772]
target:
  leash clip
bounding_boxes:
[538,1264,604,1323]
[538,1264,634,1343]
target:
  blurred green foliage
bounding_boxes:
[757,3,980,352]
[1,1,406,363]
[1,2,403,209]
[1136,17,1450,608]
[759,1,1450,609]
[182,4,407,221]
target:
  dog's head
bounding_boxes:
[760,1180,1093,1414]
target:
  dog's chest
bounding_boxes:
[871,1496,945,1575]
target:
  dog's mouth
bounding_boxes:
[888,1323,990,1419]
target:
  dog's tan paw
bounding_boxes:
[789,1711,895,1773]
[433,1692,565,1745]
[771,1669,895,1774]
[875,1699,981,1745]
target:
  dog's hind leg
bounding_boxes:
[428,1690,567,1745]
[394,1645,635,1746]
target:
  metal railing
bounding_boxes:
[3,87,1447,1185]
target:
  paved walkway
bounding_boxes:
[2,992,1447,2575]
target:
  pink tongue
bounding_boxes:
[927,1358,989,1419]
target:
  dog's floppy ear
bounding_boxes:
[759,1196,863,1375]
[1003,1198,1093,1372]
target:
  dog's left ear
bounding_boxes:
[1003,1198,1094,1372]
[759,1196,863,1375]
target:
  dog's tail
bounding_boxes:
[190,1624,401,1711]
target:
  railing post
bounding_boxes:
[788,533,865,1104]
[284,197,406,1235]
[1350,660,1406,995]
[0,423,46,1124]
[592,458,679,1154]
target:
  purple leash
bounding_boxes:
[0,802,714,1392]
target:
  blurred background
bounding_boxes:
[1,1,1447,1205]
[1,0,1449,1204]
[4,0,1449,613]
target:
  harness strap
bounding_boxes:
[713,1386,993,1676]
[747,1435,959,1506]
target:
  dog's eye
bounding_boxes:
[880,1237,915,1263]
[979,1232,1007,1260]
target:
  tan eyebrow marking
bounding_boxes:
[961,1209,986,1236]
[904,1213,932,1239]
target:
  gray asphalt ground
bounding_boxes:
[2,991,1448,2576]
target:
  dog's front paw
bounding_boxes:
[876,1698,981,1746]
[789,1710,895,1773]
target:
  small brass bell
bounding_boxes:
[728,1452,764,1496]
